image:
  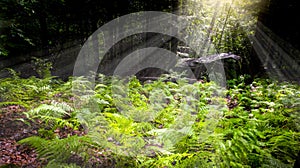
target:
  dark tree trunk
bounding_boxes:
[36,0,49,55]
[39,16,48,49]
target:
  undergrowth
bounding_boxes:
[0,72,299,168]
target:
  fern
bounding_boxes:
[18,135,93,165]
[0,68,20,78]
[174,152,216,168]
[266,131,300,164]
[261,157,294,168]
[217,128,268,167]
[0,101,29,109]
[45,162,81,168]
[24,100,80,129]
[0,74,60,105]
[2,73,298,167]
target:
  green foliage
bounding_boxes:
[24,100,80,131]
[0,101,29,109]
[0,69,63,106]
[0,73,297,167]
[31,57,53,78]
[19,135,93,166]
[185,0,262,77]
[44,162,81,168]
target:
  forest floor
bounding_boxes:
[0,104,111,168]
[0,105,43,167]
[0,105,88,167]
[0,96,238,167]
[1,76,299,167]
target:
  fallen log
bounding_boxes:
[137,53,241,83]
[177,53,241,68]
[139,76,198,84]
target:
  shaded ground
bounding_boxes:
[0,105,112,168]
[0,105,43,167]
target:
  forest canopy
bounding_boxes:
[0,0,179,57]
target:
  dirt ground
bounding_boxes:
[0,105,43,167]
[0,105,112,168]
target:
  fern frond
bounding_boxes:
[28,104,68,118]
[27,100,73,117]
[0,101,29,109]
[24,101,78,129]
[261,157,294,168]
[39,115,80,129]
[50,100,74,112]
[45,162,81,168]
[18,135,92,163]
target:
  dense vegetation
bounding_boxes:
[0,0,299,167]
[0,69,299,167]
